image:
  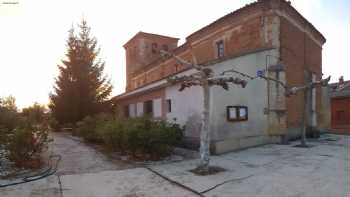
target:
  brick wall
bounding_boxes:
[331,97,350,132]
[120,0,326,131]
[124,34,178,91]
[280,17,324,128]
[129,14,271,91]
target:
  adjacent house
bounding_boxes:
[114,0,326,154]
[330,80,350,134]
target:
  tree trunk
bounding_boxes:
[300,72,311,147]
[199,80,210,171]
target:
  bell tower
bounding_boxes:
[123,32,179,91]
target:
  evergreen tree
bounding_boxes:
[49,19,112,124]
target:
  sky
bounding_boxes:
[0,0,349,109]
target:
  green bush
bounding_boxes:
[48,117,60,132]
[75,114,183,160]
[0,107,20,131]
[75,113,113,143]
[3,125,49,167]
[96,116,183,160]
[96,119,126,152]
[0,97,50,168]
[21,103,46,125]
[76,116,101,143]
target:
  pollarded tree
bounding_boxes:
[50,19,112,125]
[161,51,247,173]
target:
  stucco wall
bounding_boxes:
[164,49,284,153]
[209,51,273,143]
[136,102,143,117]
[153,98,162,118]
[165,83,203,139]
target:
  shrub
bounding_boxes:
[75,114,183,160]
[0,97,50,169]
[75,113,113,143]
[0,107,20,131]
[48,117,60,132]
[3,125,49,168]
[21,103,46,125]
[76,116,101,143]
[100,116,183,160]
[96,119,126,153]
[139,118,183,159]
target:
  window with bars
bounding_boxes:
[166,99,172,113]
[144,100,153,115]
[124,105,129,118]
[151,43,158,54]
[216,40,224,58]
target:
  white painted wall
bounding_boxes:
[136,102,143,117]
[129,103,136,118]
[166,83,203,138]
[164,50,281,142]
[208,50,274,141]
[153,98,162,118]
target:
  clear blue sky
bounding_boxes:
[0,0,349,108]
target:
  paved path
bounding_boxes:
[2,134,350,197]
[50,132,132,175]
[0,132,136,197]
[152,134,350,197]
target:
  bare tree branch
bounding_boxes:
[221,69,256,80]
[160,50,202,70]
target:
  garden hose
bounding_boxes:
[0,154,61,188]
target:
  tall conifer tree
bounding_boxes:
[50,19,112,124]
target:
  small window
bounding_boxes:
[166,99,172,113]
[227,106,248,122]
[151,43,158,54]
[174,64,180,72]
[144,100,153,115]
[124,105,129,118]
[216,40,224,58]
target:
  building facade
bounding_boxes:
[114,0,326,154]
[330,81,350,134]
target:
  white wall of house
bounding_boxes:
[124,49,283,153]
[209,51,269,140]
[166,83,203,138]
[153,98,162,118]
[136,102,143,117]
[208,50,280,152]
[164,49,284,152]
[129,103,136,118]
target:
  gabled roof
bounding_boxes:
[123,31,179,48]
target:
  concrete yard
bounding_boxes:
[2,134,350,197]
[50,132,133,175]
